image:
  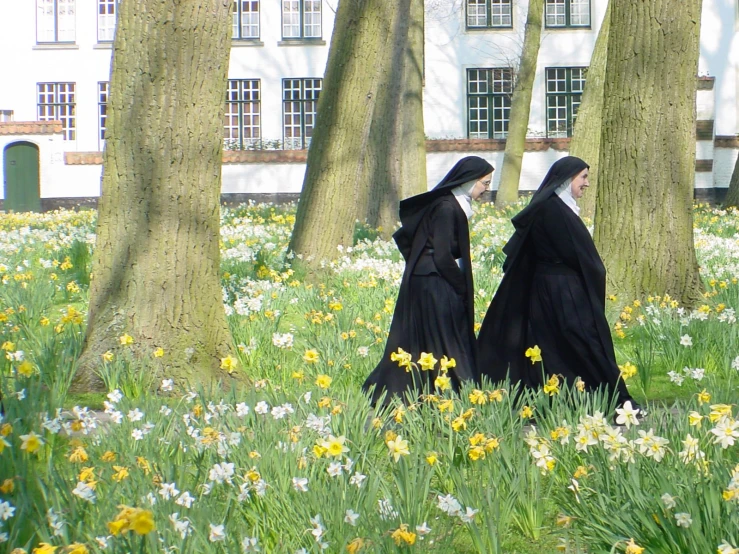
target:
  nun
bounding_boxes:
[477,156,634,406]
[363,156,494,404]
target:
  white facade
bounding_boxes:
[0,0,737,204]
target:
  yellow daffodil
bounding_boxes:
[439,355,456,371]
[624,538,644,554]
[153,347,164,358]
[68,446,88,463]
[619,362,638,380]
[543,374,560,396]
[303,349,320,364]
[315,374,332,389]
[520,406,535,419]
[32,543,58,554]
[469,389,487,405]
[417,352,438,371]
[390,348,412,371]
[119,334,134,346]
[220,355,238,373]
[102,350,114,362]
[525,345,542,364]
[0,478,14,494]
[435,373,452,391]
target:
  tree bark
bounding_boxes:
[594,0,703,305]
[289,0,427,262]
[569,1,611,220]
[363,0,427,235]
[724,153,739,208]
[495,0,544,206]
[73,0,236,391]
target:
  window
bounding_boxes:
[545,67,586,138]
[36,0,76,43]
[37,82,76,140]
[283,78,322,150]
[224,80,261,149]
[545,0,590,28]
[467,68,512,139]
[233,0,259,39]
[98,82,109,147]
[97,0,117,42]
[466,0,512,28]
[282,0,321,39]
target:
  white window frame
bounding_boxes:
[36,0,76,43]
[224,79,261,149]
[282,0,322,39]
[233,0,260,39]
[282,78,322,150]
[37,82,76,140]
[97,0,117,42]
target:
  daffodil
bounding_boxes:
[303,349,320,364]
[20,431,44,454]
[387,435,410,462]
[525,345,542,364]
[315,374,332,389]
[417,352,438,371]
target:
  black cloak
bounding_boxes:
[363,156,494,404]
[477,156,632,403]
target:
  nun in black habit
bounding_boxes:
[363,156,494,405]
[477,156,633,406]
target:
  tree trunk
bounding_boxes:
[568,1,611,220]
[363,0,427,235]
[495,0,544,206]
[594,0,703,305]
[73,0,236,392]
[289,0,427,262]
[724,153,739,208]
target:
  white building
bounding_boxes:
[0,0,737,210]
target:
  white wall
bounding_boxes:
[1,0,737,201]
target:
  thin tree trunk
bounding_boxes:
[73,0,236,391]
[594,0,703,305]
[569,1,611,220]
[495,0,544,206]
[724,152,739,208]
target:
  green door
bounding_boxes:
[3,142,41,212]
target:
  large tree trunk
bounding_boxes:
[495,0,544,206]
[73,0,236,391]
[363,0,427,235]
[568,1,611,220]
[289,0,426,263]
[724,153,739,208]
[594,0,703,305]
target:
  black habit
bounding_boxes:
[363,156,494,404]
[477,156,632,404]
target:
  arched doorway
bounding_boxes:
[3,142,40,212]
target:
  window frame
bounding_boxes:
[465,0,513,30]
[96,0,117,42]
[466,67,513,139]
[224,79,261,150]
[98,81,109,149]
[37,82,76,141]
[544,66,587,138]
[36,0,76,44]
[232,0,260,40]
[281,0,323,40]
[282,78,323,150]
[544,0,591,29]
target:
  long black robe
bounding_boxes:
[363,156,493,404]
[477,156,632,404]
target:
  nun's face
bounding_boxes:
[471,172,493,201]
[570,168,589,199]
